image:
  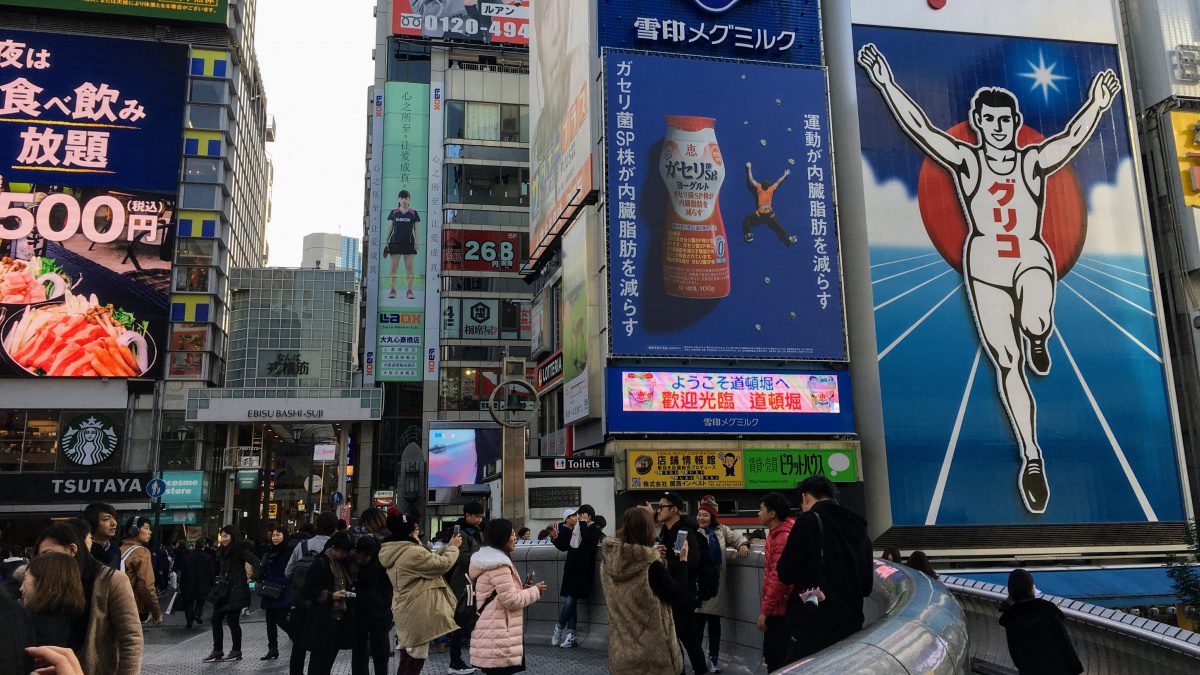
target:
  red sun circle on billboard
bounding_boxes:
[916,122,1087,278]
[928,0,948,8]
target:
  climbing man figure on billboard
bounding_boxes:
[857,43,1121,514]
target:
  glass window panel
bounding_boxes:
[170,323,210,352]
[175,267,212,292]
[24,412,58,472]
[169,352,206,379]
[180,184,219,210]
[0,411,23,473]
[184,158,220,182]
[465,102,500,141]
[190,79,227,104]
[177,239,216,266]
[446,100,465,139]
[500,104,522,143]
[188,104,224,130]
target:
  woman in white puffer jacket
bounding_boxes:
[468,519,547,675]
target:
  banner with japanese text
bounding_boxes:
[597,0,823,66]
[743,446,861,489]
[627,448,744,491]
[392,0,530,45]
[606,367,854,435]
[0,0,228,23]
[605,51,846,360]
[375,82,429,382]
[0,29,186,379]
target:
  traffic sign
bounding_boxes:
[330,491,344,505]
[146,478,166,499]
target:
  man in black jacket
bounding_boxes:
[655,492,710,675]
[440,501,485,674]
[182,538,216,629]
[550,504,604,649]
[999,569,1083,675]
[777,476,873,663]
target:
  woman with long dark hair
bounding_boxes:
[259,523,292,660]
[33,523,142,674]
[21,552,86,647]
[469,519,546,675]
[203,525,261,663]
[299,531,356,675]
[379,517,461,675]
[600,506,688,675]
[694,495,748,672]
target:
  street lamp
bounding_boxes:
[291,424,303,443]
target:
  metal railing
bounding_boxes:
[942,575,1200,675]
[509,543,969,674]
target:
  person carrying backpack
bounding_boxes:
[439,501,485,674]
[468,519,546,675]
[285,512,338,675]
[655,492,710,675]
[693,495,748,672]
[119,517,163,625]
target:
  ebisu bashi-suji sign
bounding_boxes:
[598,0,824,66]
[0,29,186,379]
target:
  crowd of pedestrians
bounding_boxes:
[0,482,1084,675]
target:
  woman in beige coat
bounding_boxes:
[468,519,546,674]
[600,506,689,675]
[379,518,462,675]
[35,523,142,675]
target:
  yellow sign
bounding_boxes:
[627,449,743,490]
[1171,111,1200,207]
[267,502,279,519]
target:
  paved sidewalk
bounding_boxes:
[143,609,611,674]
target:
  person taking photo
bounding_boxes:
[468,519,546,675]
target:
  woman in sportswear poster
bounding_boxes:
[385,190,421,300]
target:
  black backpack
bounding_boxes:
[694,528,721,603]
[287,540,320,607]
[452,574,496,631]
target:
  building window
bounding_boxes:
[170,323,210,352]
[177,239,216,266]
[446,100,465,139]
[188,104,225,131]
[181,184,220,210]
[184,157,221,183]
[439,366,502,411]
[465,102,500,141]
[175,267,212,292]
[191,79,228,104]
[500,104,525,143]
[445,164,529,207]
[169,352,206,379]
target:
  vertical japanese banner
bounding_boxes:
[851,0,1186,525]
[0,30,187,379]
[561,220,590,423]
[365,87,385,385]
[604,50,845,360]
[376,82,430,382]
[425,76,445,382]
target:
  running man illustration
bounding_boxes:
[857,43,1121,514]
[385,190,420,299]
[743,162,798,246]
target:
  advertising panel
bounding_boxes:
[0,30,186,379]
[605,52,845,360]
[606,367,854,435]
[1168,111,1200,271]
[743,446,860,489]
[376,82,430,382]
[561,221,590,422]
[0,471,153,503]
[536,350,563,392]
[626,448,743,490]
[365,87,385,384]
[424,76,445,383]
[161,470,208,508]
[429,426,502,487]
[0,0,228,23]
[597,0,822,66]
[530,0,595,263]
[442,229,521,273]
[851,0,1185,525]
[392,0,530,46]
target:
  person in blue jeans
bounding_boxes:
[550,505,604,649]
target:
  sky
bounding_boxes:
[255,0,376,267]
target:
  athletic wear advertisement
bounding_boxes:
[852,2,1186,525]
[375,82,430,382]
[605,51,845,360]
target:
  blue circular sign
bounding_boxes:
[330,491,344,506]
[146,478,166,499]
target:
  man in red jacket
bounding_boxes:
[756,492,795,672]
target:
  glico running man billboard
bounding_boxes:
[0,29,186,379]
[851,0,1186,525]
[375,82,430,382]
[606,51,845,360]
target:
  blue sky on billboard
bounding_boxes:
[854,25,1184,526]
[0,29,188,193]
[606,51,845,360]
[598,0,823,66]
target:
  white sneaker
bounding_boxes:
[560,632,577,649]
[551,624,563,646]
[447,667,476,675]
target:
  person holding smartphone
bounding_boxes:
[297,532,355,675]
[440,502,486,674]
[655,492,710,675]
[468,519,547,674]
[549,504,603,650]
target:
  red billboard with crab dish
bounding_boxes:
[0,30,187,378]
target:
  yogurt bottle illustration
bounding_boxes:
[624,372,658,409]
[660,115,729,298]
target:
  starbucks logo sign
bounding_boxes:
[60,415,119,467]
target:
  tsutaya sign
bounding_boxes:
[0,472,154,503]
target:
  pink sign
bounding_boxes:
[621,371,840,414]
